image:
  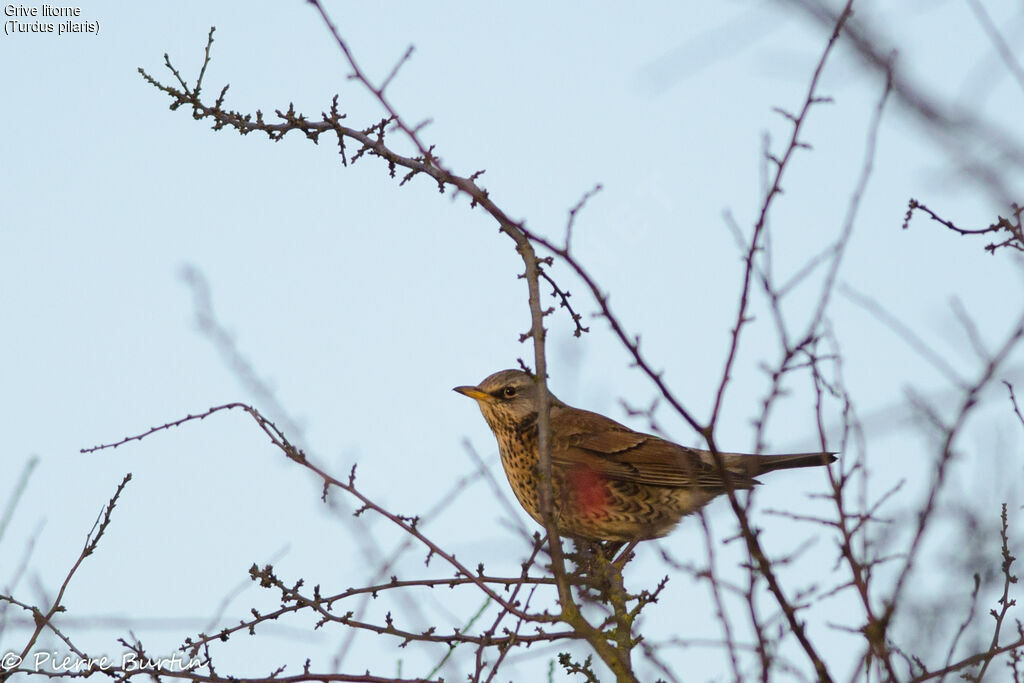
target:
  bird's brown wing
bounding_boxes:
[549,407,757,490]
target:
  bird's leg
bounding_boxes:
[601,541,625,561]
[611,540,639,568]
[566,539,621,602]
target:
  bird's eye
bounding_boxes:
[502,386,518,398]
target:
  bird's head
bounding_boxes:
[453,369,558,429]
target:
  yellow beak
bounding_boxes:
[453,385,491,401]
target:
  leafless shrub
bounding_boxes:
[3,2,1023,681]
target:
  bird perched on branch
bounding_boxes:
[455,369,835,543]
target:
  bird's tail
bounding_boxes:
[722,451,837,478]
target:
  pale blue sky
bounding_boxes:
[3,2,1024,680]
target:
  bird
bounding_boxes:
[454,369,836,543]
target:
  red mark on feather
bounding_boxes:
[567,465,608,517]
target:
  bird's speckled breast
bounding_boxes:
[487,410,702,541]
